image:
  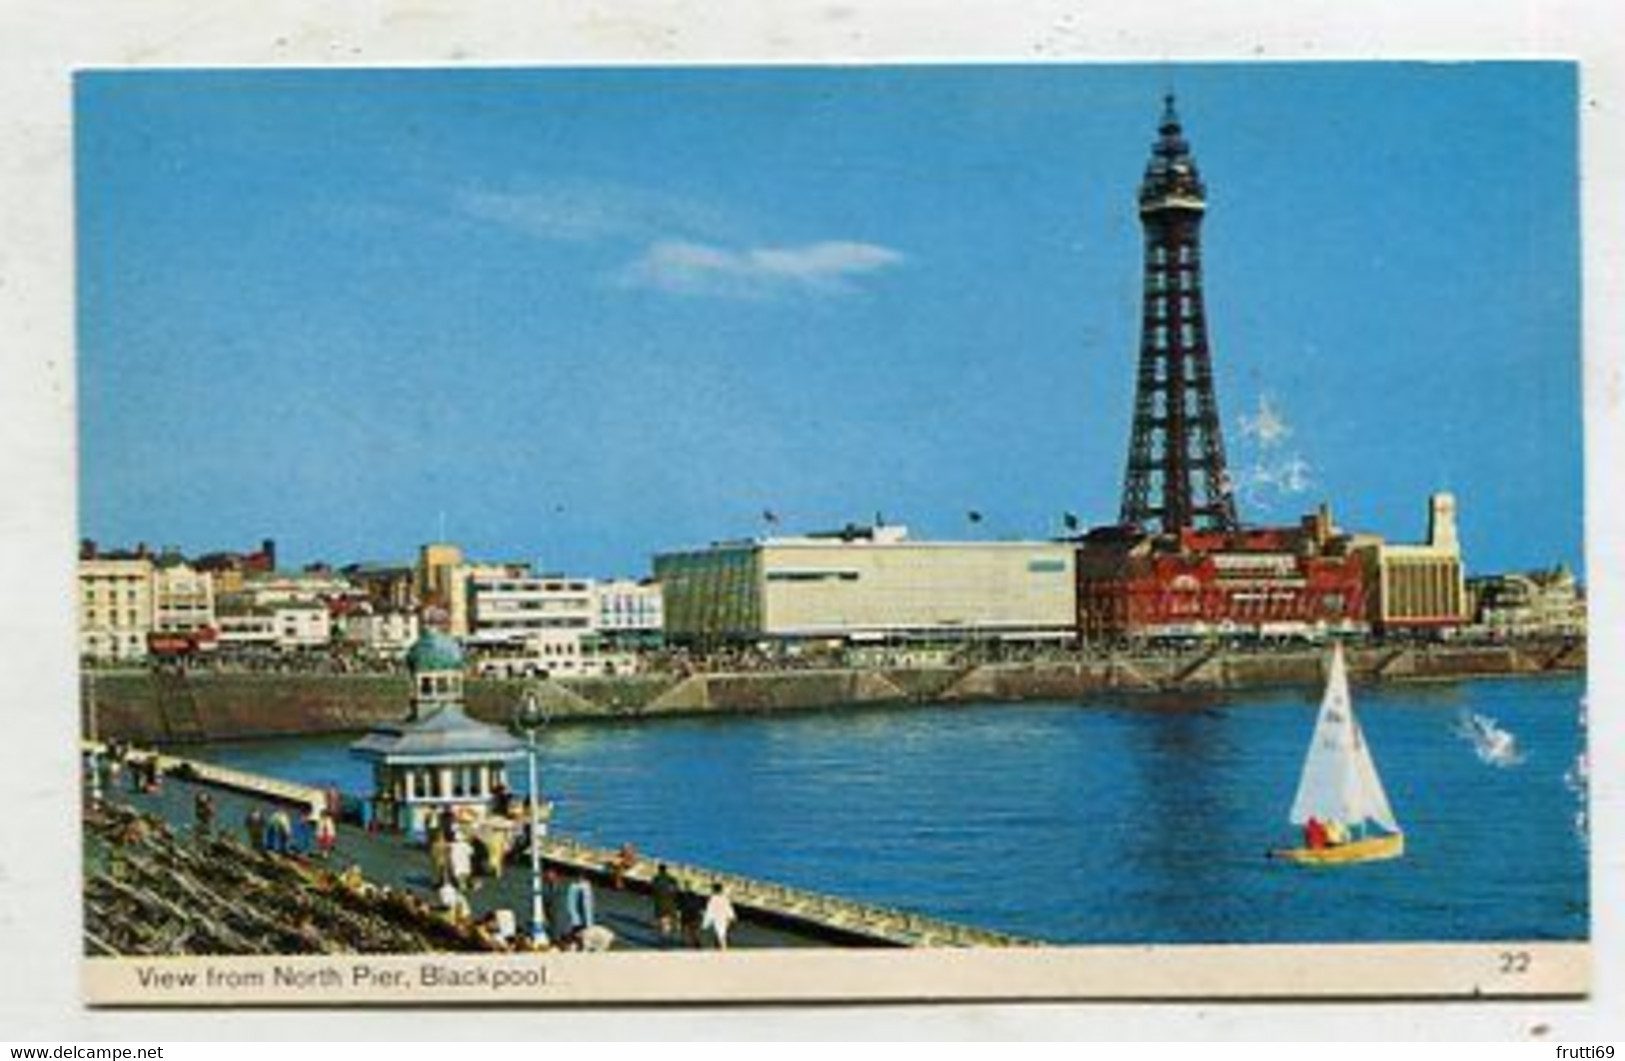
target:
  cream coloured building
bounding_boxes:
[1469,566,1586,638]
[153,559,216,634]
[463,572,595,646]
[655,525,1077,645]
[416,542,465,614]
[445,561,531,637]
[1356,493,1470,632]
[79,557,156,661]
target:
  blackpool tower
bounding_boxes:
[1118,95,1240,534]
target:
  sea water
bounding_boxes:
[192,675,1588,944]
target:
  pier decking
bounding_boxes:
[87,744,1031,951]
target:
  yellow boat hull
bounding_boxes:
[1271,833,1405,865]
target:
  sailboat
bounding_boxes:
[1271,643,1405,865]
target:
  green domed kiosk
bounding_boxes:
[351,628,526,838]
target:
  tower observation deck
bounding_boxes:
[1118,95,1240,534]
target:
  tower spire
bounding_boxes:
[1118,97,1239,534]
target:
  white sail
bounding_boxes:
[1289,644,1401,834]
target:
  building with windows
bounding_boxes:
[79,557,156,662]
[343,563,419,613]
[460,571,592,647]
[593,578,665,649]
[1353,493,1470,634]
[339,606,422,659]
[215,609,278,654]
[192,539,276,595]
[1075,507,1369,642]
[272,601,333,651]
[655,524,1077,647]
[416,542,465,612]
[1469,565,1586,639]
[240,570,354,609]
[448,562,549,636]
[153,558,216,635]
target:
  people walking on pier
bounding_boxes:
[266,808,292,855]
[702,881,737,951]
[315,810,337,859]
[543,868,573,947]
[139,754,162,794]
[243,808,266,852]
[490,907,518,945]
[483,826,508,880]
[609,842,638,889]
[566,875,597,947]
[437,879,471,922]
[429,830,450,886]
[292,808,317,855]
[651,863,680,940]
[192,791,215,838]
[449,833,474,892]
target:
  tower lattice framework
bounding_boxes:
[1119,95,1240,534]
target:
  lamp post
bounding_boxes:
[514,690,549,945]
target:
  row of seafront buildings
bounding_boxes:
[78,493,1583,669]
[655,494,1583,651]
[77,537,661,671]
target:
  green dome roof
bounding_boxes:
[406,630,465,672]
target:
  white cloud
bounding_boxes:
[455,183,734,244]
[456,183,907,299]
[619,239,905,298]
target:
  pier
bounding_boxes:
[85,744,1030,953]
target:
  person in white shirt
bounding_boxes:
[449,834,474,891]
[493,907,517,943]
[701,882,737,951]
[438,880,470,921]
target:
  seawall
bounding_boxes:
[85,641,1585,745]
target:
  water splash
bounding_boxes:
[1565,697,1589,848]
[1455,710,1525,768]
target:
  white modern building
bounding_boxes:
[593,578,664,647]
[465,572,596,648]
[272,601,333,650]
[654,524,1078,646]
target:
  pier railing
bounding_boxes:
[84,742,1032,949]
[84,740,327,812]
[538,833,1035,949]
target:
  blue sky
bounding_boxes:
[75,63,1581,577]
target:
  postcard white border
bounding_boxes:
[2,0,1621,1041]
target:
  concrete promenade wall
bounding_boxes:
[86,642,1586,745]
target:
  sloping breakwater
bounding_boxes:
[87,641,1585,745]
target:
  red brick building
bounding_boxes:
[1076,508,1369,642]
